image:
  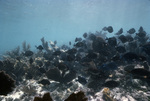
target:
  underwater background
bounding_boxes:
[1,0,150,101]
[0,0,150,56]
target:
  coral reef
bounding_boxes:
[33,92,53,101]
[65,91,88,101]
[0,71,15,95]
[0,26,150,101]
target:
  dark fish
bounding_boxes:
[128,41,137,49]
[107,26,113,33]
[122,52,139,61]
[36,45,43,51]
[38,67,46,73]
[107,37,117,46]
[126,35,134,42]
[77,76,87,85]
[80,57,92,64]
[136,27,146,37]
[92,37,106,52]
[74,42,84,47]
[67,54,75,61]
[24,50,33,56]
[57,63,68,71]
[138,26,144,33]
[103,80,119,88]
[102,26,113,33]
[127,28,136,34]
[67,48,77,54]
[118,35,127,43]
[83,32,88,38]
[89,34,96,41]
[136,31,146,38]
[116,46,126,53]
[124,64,135,72]
[99,62,118,71]
[130,68,150,78]
[86,51,97,59]
[75,37,82,42]
[38,79,50,86]
[115,28,123,35]
[29,57,33,64]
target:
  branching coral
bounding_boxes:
[5,46,20,58]
[46,67,76,84]
[41,37,52,53]
[22,41,31,52]
[0,71,15,95]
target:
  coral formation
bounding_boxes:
[65,91,88,101]
[0,71,15,95]
[0,26,150,101]
[33,92,53,101]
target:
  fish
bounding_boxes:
[107,26,113,33]
[115,28,123,35]
[127,28,136,34]
[57,63,69,71]
[36,45,43,51]
[103,80,119,88]
[66,54,75,61]
[126,35,134,42]
[118,35,127,43]
[86,51,97,59]
[122,52,139,62]
[88,34,96,41]
[74,42,84,47]
[67,48,77,54]
[130,68,150,78]
[92,37,107,52]
[102,26,113,33]
[99,62,118,71]
[24,50,33,56]
[38,79,50,86]
[83,33,88,38]
[106,37,117,46]
[116,46,126,53]
[138,26,144,33]
[75,37,82,42]
[77,76,87,85]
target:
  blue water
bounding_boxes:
[0,0,150,55]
